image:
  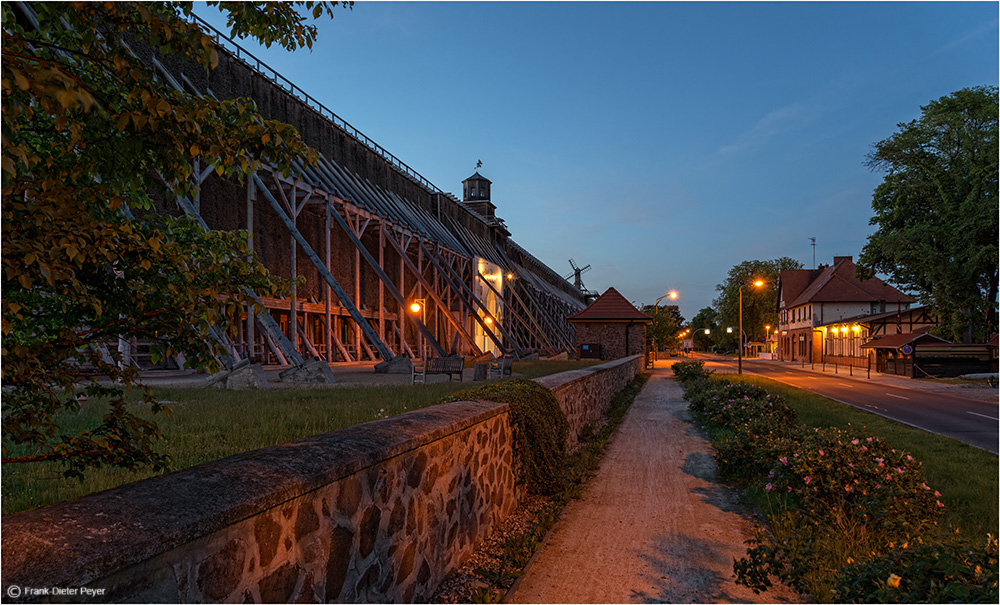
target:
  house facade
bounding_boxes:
[568,288,653,360]
[777,256,914,364]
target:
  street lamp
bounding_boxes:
[738,279,764,374]
[652,291,679,358]
[410,298,426,359]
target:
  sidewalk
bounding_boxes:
[507,367,801,604]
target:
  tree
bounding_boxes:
[689,306,718,351]
[713,258,803,345]
[857,86,998,343]
[1,2,349,477]
[640,304,684,351]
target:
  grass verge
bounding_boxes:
[2,360,602,516]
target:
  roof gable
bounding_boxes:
[787,257,913,307]
[568,287,653,323]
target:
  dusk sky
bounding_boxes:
[196,1,998,321]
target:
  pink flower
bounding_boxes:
[860,446,867,451]
[765,483,774,491]
[937,501,945,507]
[804,476,812,485]
[819,449,825,456]
[779,456,788,465]
[852,439,860,445]
[934,491,941,497]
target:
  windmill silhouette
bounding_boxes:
[565,259,596,296]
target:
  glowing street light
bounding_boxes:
[739,279,765,374]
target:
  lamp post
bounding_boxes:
[738,280,764,374]
[410,299,426,359]
[653,290,678,359]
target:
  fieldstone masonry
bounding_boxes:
[1,357,641,603]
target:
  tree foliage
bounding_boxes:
[1,2,348,477]
[857,86,998,343]
[689,306,719,351]
[713,258,803,345]
[640,304,684,350]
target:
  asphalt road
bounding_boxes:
[703,358,999,454]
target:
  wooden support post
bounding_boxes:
[384,234,483,356]
[323,197,446,357]
[252,172,395,361]
[325,199,333,362]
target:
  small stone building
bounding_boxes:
[568,287,652,360]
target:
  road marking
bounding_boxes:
[838,383,854,388]
[884,393,909,400]
[968,411,999,421]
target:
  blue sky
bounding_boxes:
[196,1,998,320]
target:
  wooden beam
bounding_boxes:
[253,172,395,361]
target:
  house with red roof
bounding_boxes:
[776,256,913,364]
[568,287,652,360]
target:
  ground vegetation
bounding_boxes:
[672,361,998,602]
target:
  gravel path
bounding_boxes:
[507,368,801,604]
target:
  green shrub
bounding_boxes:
[765,427,943,537]
[834,534,998,603]
[671,360,710,382]
[678,375,975,602]
[440,379,568,495]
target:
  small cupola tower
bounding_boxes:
[462,172,497,218]
[463,172,492,202]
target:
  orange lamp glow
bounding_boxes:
[409,302,422,313]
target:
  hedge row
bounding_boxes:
[672,360,998,603]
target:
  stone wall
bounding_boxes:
[534,355,642,447]
[1,360,643,603]
[574,323,648,360]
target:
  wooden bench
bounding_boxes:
[412,356,465,383]
[488,356,514,379]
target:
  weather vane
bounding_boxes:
[476,159,482,170]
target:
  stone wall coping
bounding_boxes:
[532,355,642,392]
[1,399,508,590]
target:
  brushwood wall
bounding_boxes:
[1,357,642,603]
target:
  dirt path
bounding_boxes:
[507,368,801,604]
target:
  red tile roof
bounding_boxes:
[860,332,949,349]
[568,287,653,323]
[783,257,913,308]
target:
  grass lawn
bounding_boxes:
[2,359,602,516]
[723,374,999,538]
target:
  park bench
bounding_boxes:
[412,356,465,384]
[488,355,514,379]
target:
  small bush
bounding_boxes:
[765,427,943,536]
[440,379,568,495]
[671,360,710,382]
[834,534,999,603]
